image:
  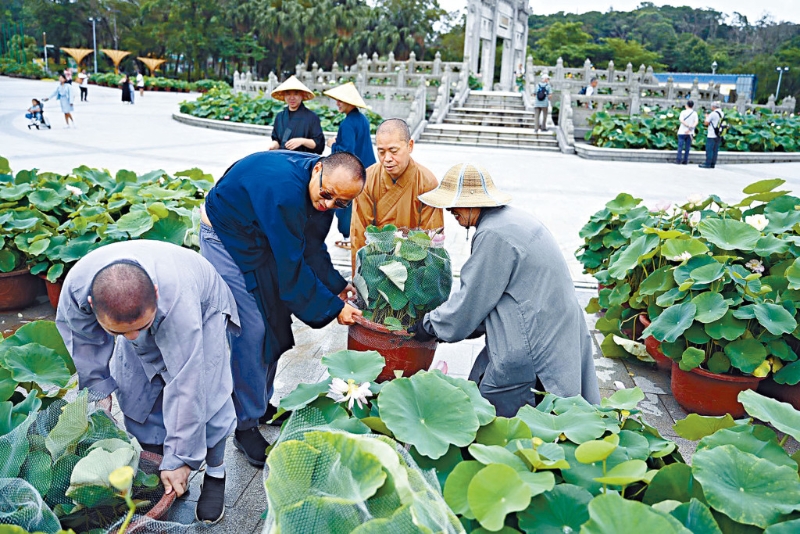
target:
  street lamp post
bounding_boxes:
[711,61,718,75]
[88,17,98,74]
[776,66,789,101]
[42,32,54,73]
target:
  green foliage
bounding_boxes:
[0,58,47,79]
[89,72,229,93]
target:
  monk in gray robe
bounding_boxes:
[55,240,238,524]
[409,163,600,417]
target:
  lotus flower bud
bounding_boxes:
[109,466,134,492]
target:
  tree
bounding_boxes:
[671,34,712,72]
[534,21,607,66]
[603,38,665,70]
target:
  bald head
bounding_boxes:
[90,262,157,324]
[376,118,411,143]
[323,152,367,184]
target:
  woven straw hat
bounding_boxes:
[419,163,512,209]
[271,75,315,101]
[323,82,368,109]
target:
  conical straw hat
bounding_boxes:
[271,75,315,101]
[419,163,512,209]
[323,82,368,109]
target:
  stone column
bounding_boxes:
[481,39,495,89]
[499,38,514,91]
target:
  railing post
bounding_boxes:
[433,51,441,76]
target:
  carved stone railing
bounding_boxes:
[428,62,470,126]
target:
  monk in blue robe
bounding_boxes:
[200,150,365,466]
[268,75,325,154]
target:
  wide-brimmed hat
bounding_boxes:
[419,163,512,209]
[323,82,368,109]
[271,75,315,101]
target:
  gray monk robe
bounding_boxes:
[56,241,239,471]
[423,206,601,416]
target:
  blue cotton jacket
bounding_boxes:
[205,151,346,355]
[331,109,377,168]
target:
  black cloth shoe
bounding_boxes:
[259,404,289,426]
[698,164,713,168]
[195,473,225,524]
[234,428,268,467]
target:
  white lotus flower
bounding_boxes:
[659,114,666,119]
[158,177,165,185]
[327,377,372,410]
[671,251,692,262]
[654,200,671,212]
[745,259,765,273]
[642,106,651,113]
[744,214,769,232]
[686,194,704,208]
[688,211,702,227]
[65,184,82,196]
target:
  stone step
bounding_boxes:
[418,134,560,151]
[420,130,559,146]
[425,123,557,137]
[463,101,527,111]
[452,107,536,116]
[444,116,541,128]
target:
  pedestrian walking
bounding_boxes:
[676,100,698,165]
[699,101,724,169]
[136,69,145,97]
[43,74,75,128]
[533,73,552,133]
[121,74,133,104]
[78,69,89,102]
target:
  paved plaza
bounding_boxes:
[2,76,799,531]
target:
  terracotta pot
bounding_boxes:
[0,267,44,311]
[638,315,672,373]
[348,315,437,382]
[37,274,63,309]
[757,377,800,411]
[671,361,763,418]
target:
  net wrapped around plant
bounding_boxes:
[353,225,452,331]
[0,389,172,533]
[261,404,465,534]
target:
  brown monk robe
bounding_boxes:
[350,119,444,273]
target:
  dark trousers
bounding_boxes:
[79,87,88,101]
[704,137,721,167]
[335,204,352,239]
[676,134,692,163]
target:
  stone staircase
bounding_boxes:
[419,91,559,151]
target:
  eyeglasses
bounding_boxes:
[318,164,352,209]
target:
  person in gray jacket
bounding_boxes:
[56,240,238,525]
[409,163,600,416]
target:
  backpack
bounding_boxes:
[578,86,587,95]
[711,110,727,140]
[536,83,548,101]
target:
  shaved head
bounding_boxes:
[90,261,157,323]
[376,118,411,143]
[323,152,367,184]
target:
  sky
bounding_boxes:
[437,1,800,25]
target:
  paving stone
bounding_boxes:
[672,436,698,462]
[431,343,477,379]
[592,353,636,389]
[659,392,689,424]
[166,497,263,532]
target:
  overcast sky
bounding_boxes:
[438,1,800,25]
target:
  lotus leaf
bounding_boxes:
[612,336,653,362]
[764,519,800,533]
[755,236,789,256]
[574,439,617,464]
[0,412,33,478]
[724,339,767,374]
[350,504,421,534]
[322,350,385,384]
[516,405,606,443]
[378,372,480,460]
[46,391,88,458]
[662,238,709,260]
[698,218,761,251]
[600,387,645,411]
[774,360,800,385]
[738,390,800,442]
[429,370,496,425]
[0,344,71,391]
[691,292,729,324]
[518,484,592,534]
[67,445,137,491]
[0,321,73,373]
[379,261,408,291]
[608,234,660,280]
[277,379,332,413]
[669,499,722,534]
[443,461,483,518]
[643,463,701,505]
[690,262,725,285]
[707,352,731,374]
[753,303,798,335]
[112,209,155,237]
[679,347,706,372]
[581,493,690,534]
[704,311,747,341]
[698,426,796,469]
[467,464,532,531]
[141,213,190,245]
[593,459,648,486]
[519,471,556,497]
[673,413,736,440]
[0,479,62,533]
[639,266,675,295]
[605,193,643,214]
[475,417,531,446]
[468,443,528,471]
[786,258,800,290]
[692,445,800,528]
[642,302,696,342]
[274,494,363,533]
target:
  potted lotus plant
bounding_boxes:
[350,224,452,381]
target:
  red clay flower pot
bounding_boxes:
[638,315,672,373]
[671,361,763,418]
[37,274,63,309]
[757,377,800,411]
[0,267,44,311]
[348,315,437,382]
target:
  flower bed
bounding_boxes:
[586,107,800,152]
[88,72,229,93]
[0,58,47,79]
[179,87,383,133]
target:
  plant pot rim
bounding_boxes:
[352,315,410,337]
[139,450,177,519]
[671,360,765,383]
[0,265,32,278]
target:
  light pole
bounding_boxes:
[776,66,789,101]
[711,61,718,75]
[42,32,54,73]
[88,17,98,74]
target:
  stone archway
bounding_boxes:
[464,0,530,91]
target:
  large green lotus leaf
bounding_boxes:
[698,426,796,469]
[443,460,483,519]
[378,260,408,291]
[605,193,642,214]
[68,446,136,490]
[755,236,790,257]
[692,292,729,324]
[0,250,16,272]
[397,240,427,262]
[692,445,800,528]
[642,302,696,343]
[774,360,800,385]
[679,347,706,372]
[516,405,606,444]
[0,478,62,533]
[274,495,363,533]
[600,386,644,411]
[265,439,320,510]
[724,339,767,374]
[704,311,747,341]
[574,439,617,464]
[322,350,385,383]
[0,320,73,373]
[581,493,690,534]
[113,210,155,237]
[673,413,736,440]
[0,344,71,389]
[643,463,702,505]
[662,238,709,260]
[753,303,798,336]
[429,370,496,426]
[67,484,118,509]
[608,234,660,280]
[0,411,33,478]
[786,258,800,290]
[738,390,800,442]
[518,484,592,534]
[690,262,725,285]
[593,459,648,486]
[468,464,532,531]
[519,471,556,497]
[46,391,89,459]
[764,519,800,533]
[278,378,332,412]
[28,188,66,211]
[468,443,528,471]
[698,218,761,252]
[350,504,421,534]
[0,183,33,200]
[674,256,719,285]
[376,277,408,310]
[0,367,16,403]
[669,499,722,534]
[378,372,479,459]
[743,179,786,194]
[639,266,675,296]
[476,416,531,446]
[141,214,189,245]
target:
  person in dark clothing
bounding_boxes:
[324,82,377,249]
[199,151,365,467]
[268,76,325,154]
[121,74,133,104]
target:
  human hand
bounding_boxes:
[338,283,356,302]
[337,303,362,325]
[326,136,336,147]
[97,395,113,412]
[408,321,437,342]
[285,138,305,150]
[161,465,192,497]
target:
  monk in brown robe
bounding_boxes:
[350,118,444,273]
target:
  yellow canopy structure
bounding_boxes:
[101,49,131,74]
[60,48,94,66]
[137,57,167,76]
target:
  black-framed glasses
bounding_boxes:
[318,164,352,209]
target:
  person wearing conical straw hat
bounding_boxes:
[268,75,325,154]
[323,82,377,250]
[408,163,601,416]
